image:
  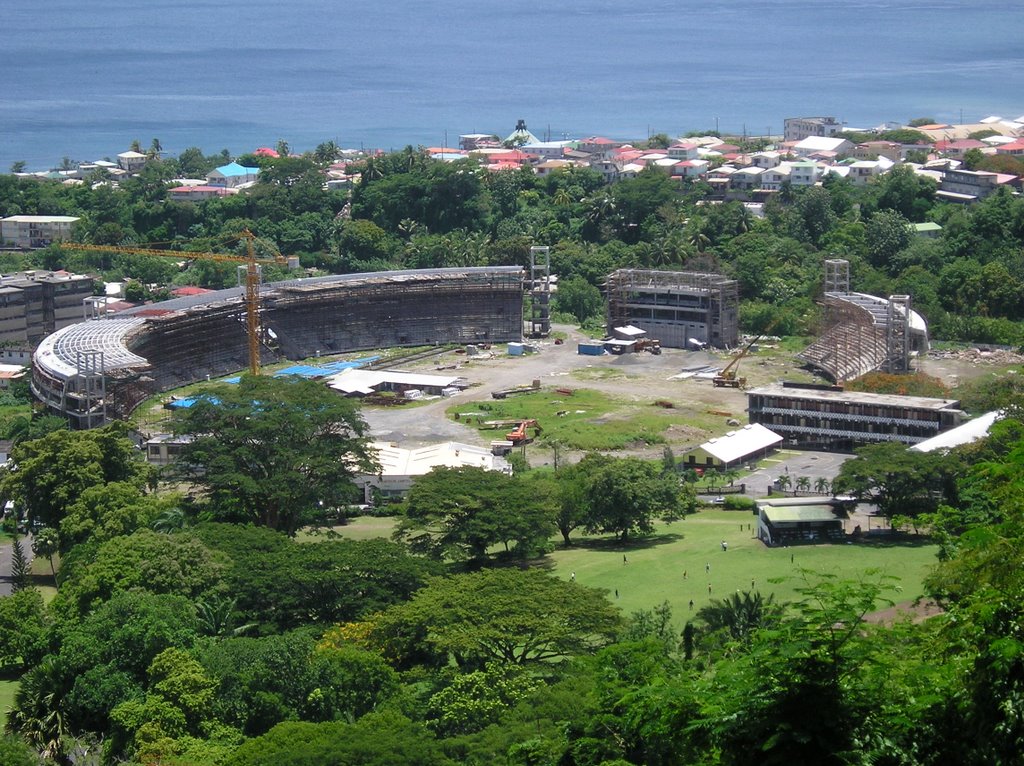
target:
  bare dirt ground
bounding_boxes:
[362,330,1001,456]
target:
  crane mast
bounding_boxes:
[59,230,285,376]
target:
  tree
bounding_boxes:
[569,454,691,542]
[865,209,912,270]
[795,475,812,495]
[0,422,150,532]
[371,569,621,668]
[54,529,223,618]
[426,662,540,736]
[9,161,26,174]
[814,476,832,495]
[696,590,781,646]
[59,482,173,552]
[170,376,377,535]
[10,538,31,593]
[31,527,59,578]
[552,276,603,323]
[0,589,48,669]
[225,712,453,766]
[5,656,72,762]
[396,466,554,561]
[833,442,954,521]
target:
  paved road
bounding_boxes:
[0,533,35,597]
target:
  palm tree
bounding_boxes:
[686,217,711,253]
[553,188,573,207]
[776,474,792,495]
[696,590,780,643]
[195,595,255,638]
[814,477,832,496]
[276,139,291,157]
[795,476,812,495]
[151,507,188,533]
[6,656,72,763]
[129,139,142,153]
[148,138,163,159]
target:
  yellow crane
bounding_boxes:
[59,230,287,376]
[713,313,788,388]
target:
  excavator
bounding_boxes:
[506,419,541,445]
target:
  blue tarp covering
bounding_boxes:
[167,395,221,409]
[272,356,380,379]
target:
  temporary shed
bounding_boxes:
[354,441,511,503]
[683,423,783,470]
[325,368,467,397]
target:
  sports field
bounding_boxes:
[329,511,939,626]
[547,511,938,625]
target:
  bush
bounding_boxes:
[722,495,756,511]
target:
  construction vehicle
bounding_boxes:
[635,338,662,355]
[713,314,787,388]
[712,335,759,388]
[60,230,288,376]
[506,419,541,445]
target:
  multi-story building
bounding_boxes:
[747,382,963,450]
[605,269,739,349]
[784,116,844,143]
[0,271,94,345]
[1,216,80,249]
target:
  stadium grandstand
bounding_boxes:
[798,259,928,383]
[33,267,525,428]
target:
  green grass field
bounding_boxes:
[0,679,17,729]
[448,388,712,451]
[328,512,939,628]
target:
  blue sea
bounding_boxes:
[1,0,1023,170]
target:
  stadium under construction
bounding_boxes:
[32,267,525,428]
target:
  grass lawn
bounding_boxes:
[297,515,399,543]
[448,388,705,451]
[550,510,939,629]
[0,678,17,730]
[314,513,937,631]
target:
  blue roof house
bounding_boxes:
[206,162,260,188]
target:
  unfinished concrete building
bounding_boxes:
[605,269,738,349]
[797,259,928,383]
[33,267,524,428]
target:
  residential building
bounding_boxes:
[667,143,699,160]
[851,141,903,162]
[749,151,782,169]
[1,215,80,248]
[117,150,148,173]
[167,185,236,201]
[730,166,765,190]
[995,139,1024,156]
[0,270,95,345]
[760,164,791,191]
[792,136,854,158]
[938,168,1004,202]
[784,117,843,143]
[747,382,963,450]
[206,162,260,188]
[519,140,574,159]
[459,133,499,151]
[846,157,894,186]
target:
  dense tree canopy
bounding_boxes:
[170,376,377,534]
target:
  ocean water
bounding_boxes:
[1,0,1022,170]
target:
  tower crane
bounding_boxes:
[59,230,288,376]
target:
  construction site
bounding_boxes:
[604,269,739,350]
[32,267,525,428]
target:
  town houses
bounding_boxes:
[8,113,1024,210]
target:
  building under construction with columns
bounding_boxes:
[797,259,928,383]
[604,269,739,349]
[33,267,525,428]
